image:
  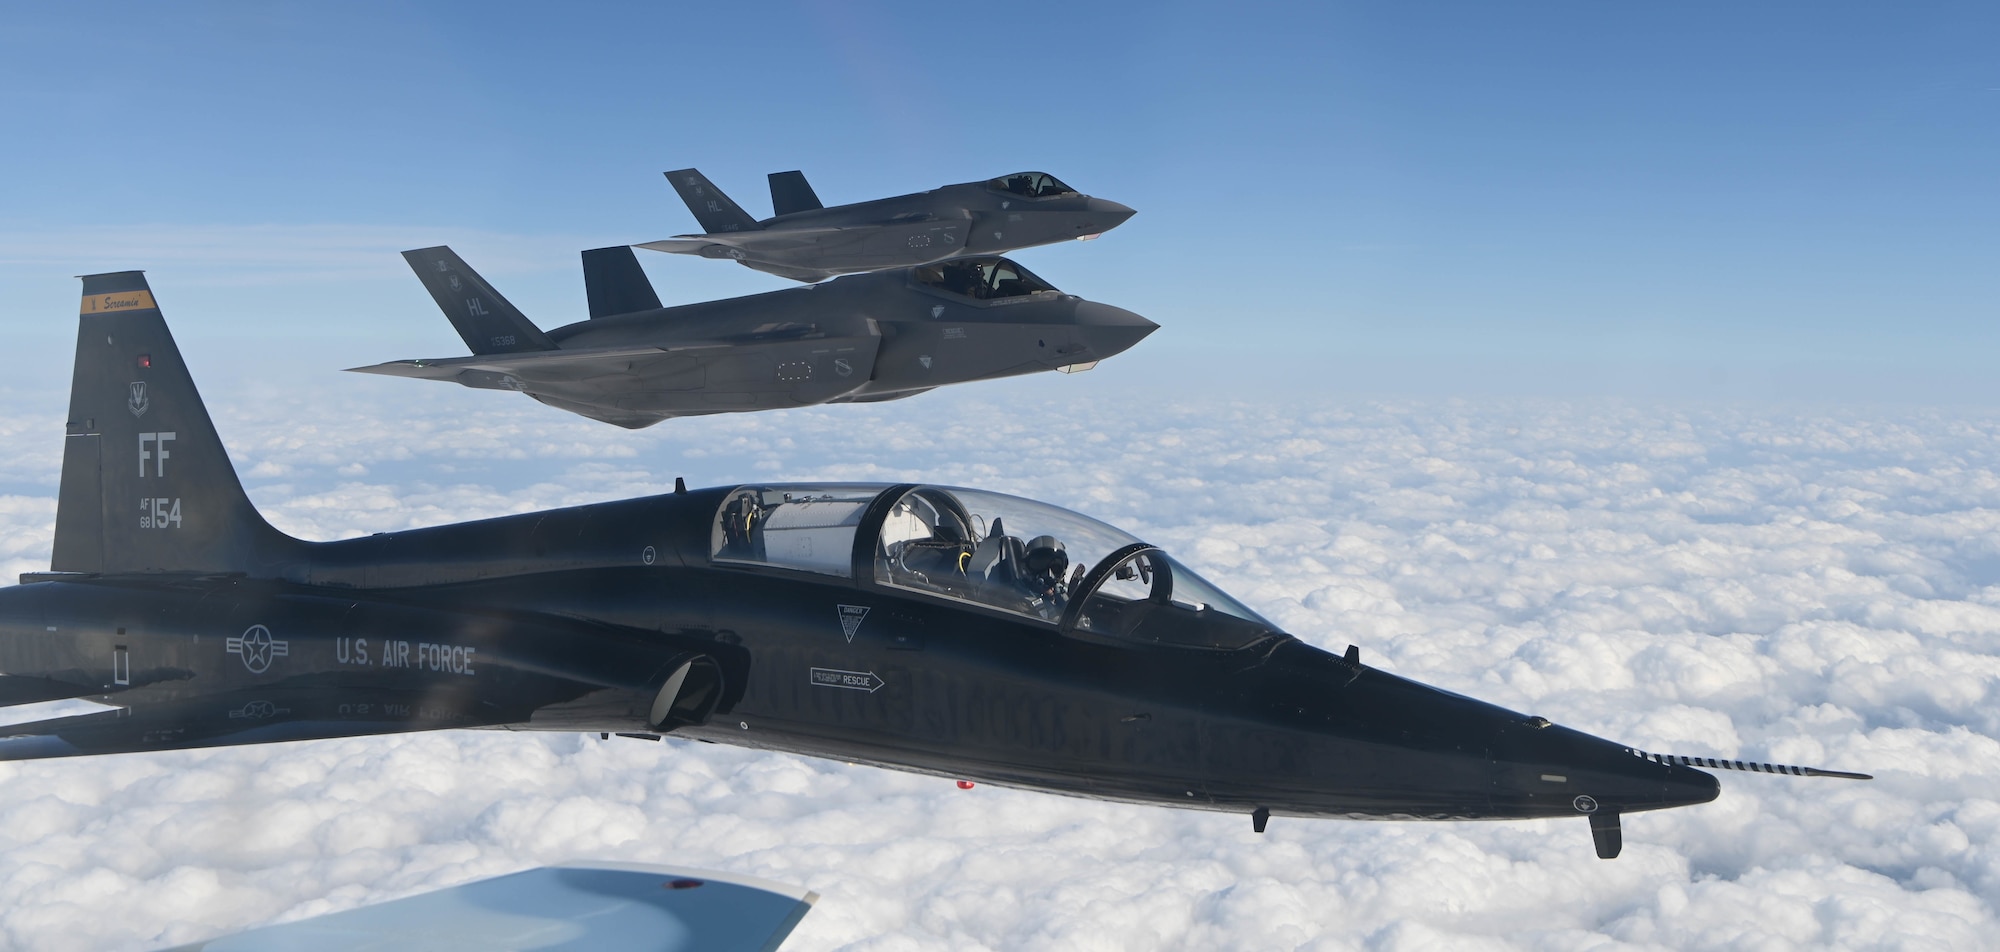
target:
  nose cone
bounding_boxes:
[1669,761,1722,808]
[1500,723,1720,817]
[1087,197,1137,223]
[1580,743,1720,813]
[1081,197,1137,236]
[1073,301,1159,359]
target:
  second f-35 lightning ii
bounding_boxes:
[638,168,1136,282]
[348,245,1157,429]
[2,273,1870,859]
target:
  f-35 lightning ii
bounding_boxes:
[347,245,1156,429]
[3,273,1870,859]
[637,169,1136,283]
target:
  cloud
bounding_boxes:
[1,383,1997,949]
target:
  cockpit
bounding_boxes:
[987,172,1078,198]
[710,484,1277,650]
[910,256,1060,302]
[988,172,1080,198]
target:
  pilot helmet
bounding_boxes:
[1024,535,1068,575]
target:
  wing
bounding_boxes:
[0,674,101,706]
[346,343,705,386]
[348,334,884,428]
[634,226,859,257]
[155,862,817,952]
[637,214,967,260]
[0,681,516,761]
[637,220,968,284]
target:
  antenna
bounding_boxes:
[1628,748,1872,781]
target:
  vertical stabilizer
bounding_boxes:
[53,273,301,576]
[581,247,664,318]
[768,170,824,218]
[664,169,762,234]
[401,247,557,355]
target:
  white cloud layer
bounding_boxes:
[2,380,1997,950]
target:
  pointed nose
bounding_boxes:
[1073,301,1158,358]
[1576,743,1720,812]
[1501,723,1721,816]
[1084,197,1137,231]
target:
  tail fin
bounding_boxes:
[664,169,762,234]
[52,273,300,576]
[400,247,557,355]
[768,170,823,217]
[581,247,664,318]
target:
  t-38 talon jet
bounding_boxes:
[636,168,1136,283]
[4,273,1871,860]
[347,245,1156,429]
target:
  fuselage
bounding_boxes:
[492,259,1156,425]
[0,483,1716,822]
[657,175,1137,283]
[760,180,1133,247]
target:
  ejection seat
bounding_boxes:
[890,524,973,592]
[965,518,1031,607]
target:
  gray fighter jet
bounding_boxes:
[348,246,1156,429]
[637,169,1136,282]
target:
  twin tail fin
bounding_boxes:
[581,246,663,319]
[663,169,762,234]
[767,170,823,217]
[400,247,557,355]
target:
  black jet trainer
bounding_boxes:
[1,273,1868,858]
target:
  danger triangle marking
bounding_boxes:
[837,604,870,642]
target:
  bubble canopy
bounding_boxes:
[710,484,1276,649]
[986,171,1077,198]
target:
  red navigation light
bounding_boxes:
[137,354,151,368]
[956,780,975,790]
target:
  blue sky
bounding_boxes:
[3,7,2000,947]
[2,1,1995,399]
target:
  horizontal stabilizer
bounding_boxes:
[401,247,556,355]
[769,170,823,217]
[665,168,762,235]
[156,863,816,952]
[582,246,664,318]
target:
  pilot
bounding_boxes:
[940,260,983,298]
[1020,535,1070,617]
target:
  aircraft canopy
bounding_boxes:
[711,484,1275,649]
[988,172,1077,198]
[910,256,1059,301]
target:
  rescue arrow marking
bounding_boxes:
[809,667,884,693]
